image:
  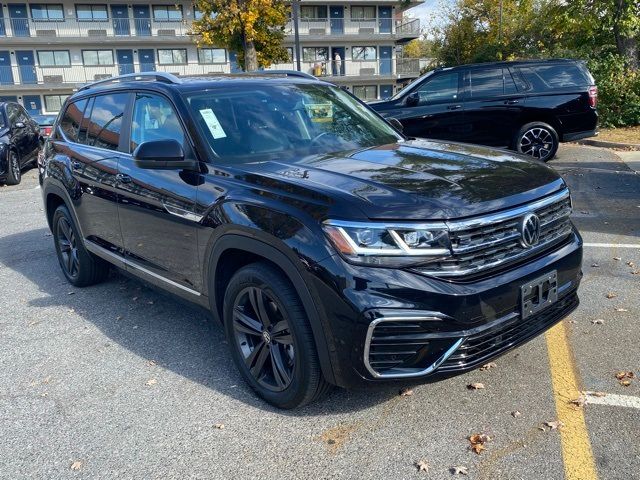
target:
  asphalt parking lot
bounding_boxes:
[1,144,639,479]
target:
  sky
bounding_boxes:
[404,0,454,33]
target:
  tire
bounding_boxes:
[514,122,559,162]
[5,150,21,185]
[52,205,110,287]
[223,262,332,409]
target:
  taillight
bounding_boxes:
[42,126,52,136]
[588,86,598,108]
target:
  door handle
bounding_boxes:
[116,173,132,184]
[504,99,519,105]
[447,104,462,110]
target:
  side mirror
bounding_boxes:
[132,139,197,170]
[406,92,420,106]
[387,117,404,133]
[14,121,26,129]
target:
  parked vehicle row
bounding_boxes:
[370,59,598,162]
[0,101,42,185]
[40,71,583,408]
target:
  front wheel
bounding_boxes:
[223,262,331,408]
[514,122,559,162]
[5,151,21,185]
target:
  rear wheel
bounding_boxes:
[514,122,559,162]
[5,151,21,185]
[223,262,331,408]
[52,205,110,287]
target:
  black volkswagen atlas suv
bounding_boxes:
[40,72,582,408]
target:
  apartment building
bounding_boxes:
[0,1,423,115]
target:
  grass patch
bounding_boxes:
[598,126,640,145]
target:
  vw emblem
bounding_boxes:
[519,213,541,248]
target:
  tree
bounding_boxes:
[403,38,435,59]
[190,0,290,71]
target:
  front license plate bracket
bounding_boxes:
[521,270,558,320]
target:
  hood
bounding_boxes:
[239,139,566,221]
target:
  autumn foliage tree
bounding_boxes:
[190,0,290,71]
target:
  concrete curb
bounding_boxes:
[576,138,640,150]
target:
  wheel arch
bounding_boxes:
[208,234,338,385]
[43,183,82,236]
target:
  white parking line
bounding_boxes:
[585,392,640,409]
[583,243,640,249]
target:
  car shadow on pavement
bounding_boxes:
[0,227,401,414]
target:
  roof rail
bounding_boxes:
[78,72,181,91]
[251,70,317,80]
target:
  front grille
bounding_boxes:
[416,190,573,278]
[438,291,579,373]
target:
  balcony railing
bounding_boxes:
[0,17,192,38]
[284,17,419,36]
[0,64,230,86]
[270,58,422,78]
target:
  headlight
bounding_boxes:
[322,220,451,267]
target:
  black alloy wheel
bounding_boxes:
[56,215,80,280]
[6,151,21,185]
[515,122,559,162]
[232,286,295,391]
[222,262,331,408]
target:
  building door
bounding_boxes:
[16,50,37,84]
[380,85,393,99]
[378,6,392,34]
[330,6,343,34]
[8,4,30,37]
[0,51,14,85]
[23,95,42,115]
[229,52,242,73]
[133,5,151,36]
[111,5,130,36]
[379,46,392,75]
[138,49,155,72]
[330,47,345,76]
[0,7,6,36]
[117,49,134,75]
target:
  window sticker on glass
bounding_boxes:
[199,108,227,139]
[304,103,333,123]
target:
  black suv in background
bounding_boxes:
[41,73,582,408]
[1,101,41,185]
[370,59,598,162]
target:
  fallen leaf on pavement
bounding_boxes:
[147,300,154,305]
[620,380,632,387]
[605,292,618,299]
[145,378,157,386]
[585,391,607,398]
[615,308,629,312]
[415,460,429,472]
[70,461,82,471]
[479,362,497,371]
[213,423,225,430]
[399,387,414,397]
[591,263,599,267]
[591,319,604,325]
[67,291,75,295]
[615,371,635,380]
[632,270,639,275]
[468,433,491,454]
[569,394,587,407]
[132,296,138,301]
[115,315,122,321]
[451,465,469,475]
[543,420,565,431]
[147,360,157,367]
[613,257,621,261]
[467,382,485,390]
[627,261,635,267]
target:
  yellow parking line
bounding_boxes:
[545,321,598,480]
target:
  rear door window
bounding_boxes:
[468,68,504,98]
[59,99,88,142]
[85,93,128,151]
[516,64,590,90]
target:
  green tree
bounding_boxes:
[190,0,290,71]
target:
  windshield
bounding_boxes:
[185,83,401,164]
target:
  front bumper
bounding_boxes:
[310,230,583,388]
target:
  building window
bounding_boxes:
[152,5,183,21]
[353,85,378,100]
[198,48,226,64]
[158,49,187,65]
[44,94,69,112]
[286,47,294,62]
[194,7,203,20]
[38,50,71,67]
[351,6,376,20]
[352,46,377,61]
[82,50,114,66]
[300,6,327,19]
[302,47,328,62]
[76,4,108,21]
[30,4,64,21]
